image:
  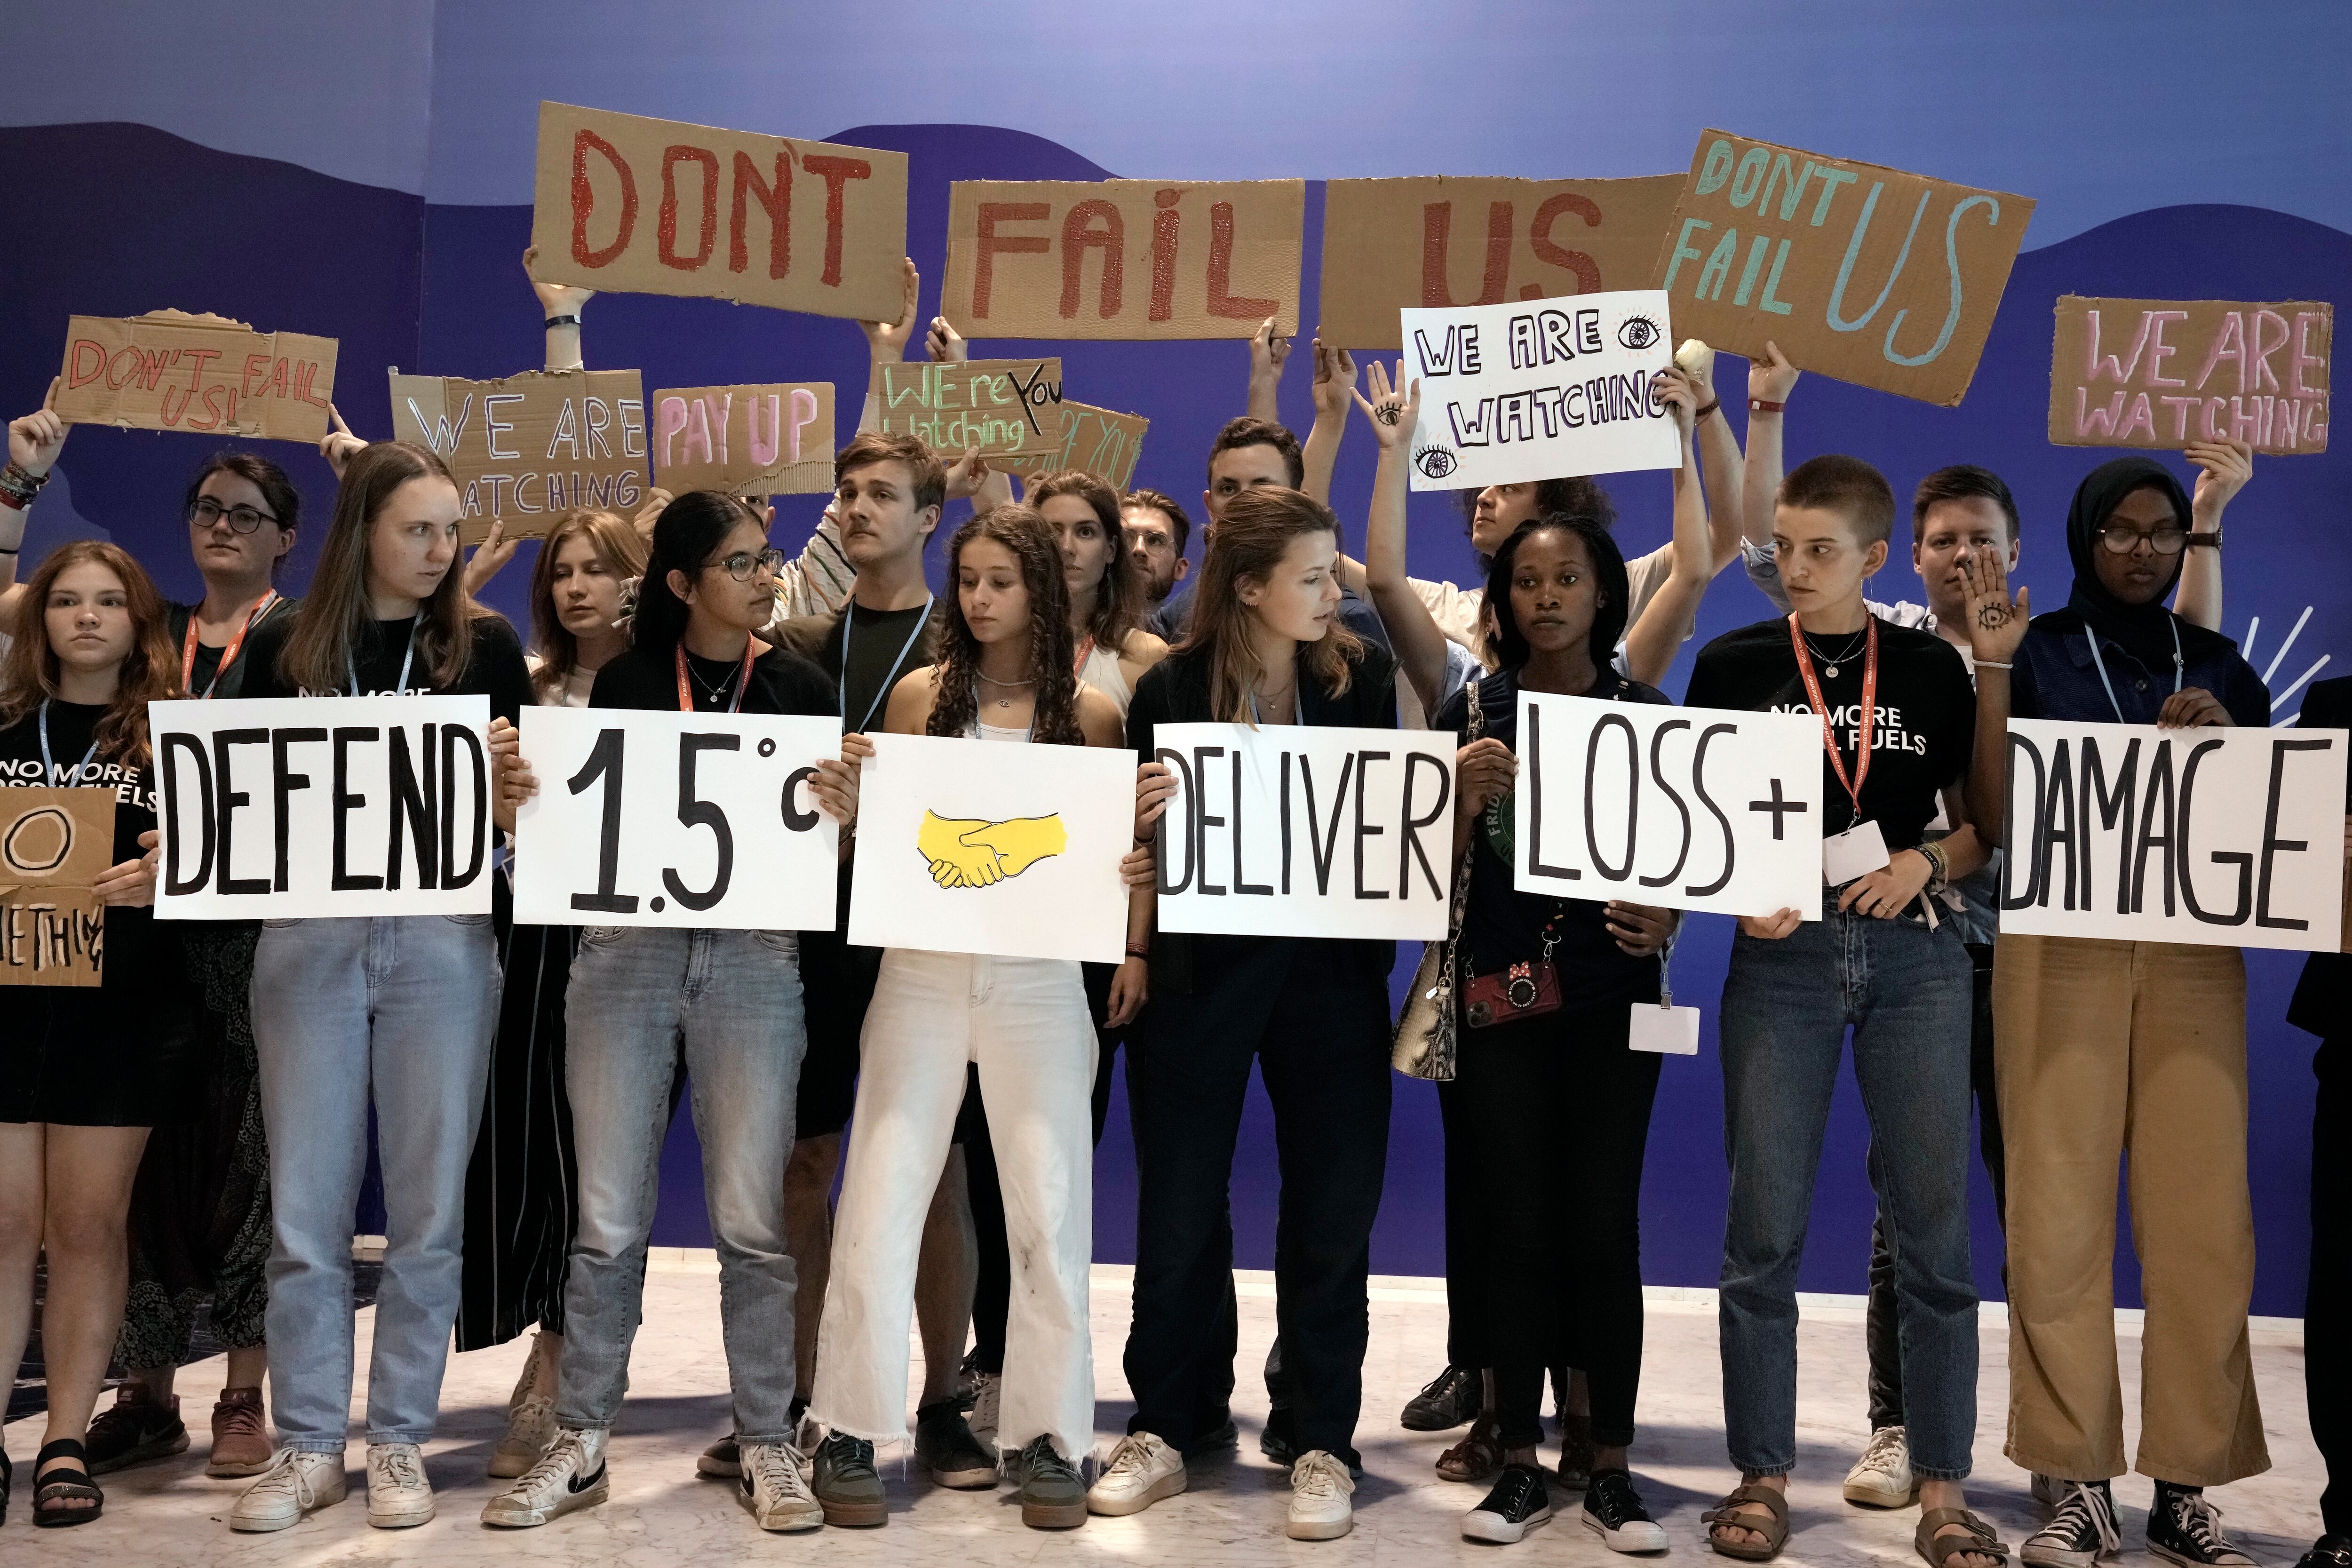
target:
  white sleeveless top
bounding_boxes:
[1074,638,1132,716]
[976,718,1029,743]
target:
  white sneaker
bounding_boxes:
[1287,1449,1356,1541]
[1843,1424,1916,1508]
[229,1447,349,1532]
[366,1441,436,1528]
[969,1369,1002,1454]
[739,1441,825,1533]
[1087,1432,1187,1516]
[482,1427,609,1528]
[489,1331,561,1478]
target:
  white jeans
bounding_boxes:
[811,948,1097,1460]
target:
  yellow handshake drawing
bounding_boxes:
[916,810,1069,889]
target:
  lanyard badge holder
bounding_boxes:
[1628,925,1700,1055]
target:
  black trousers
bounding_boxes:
[1436,1074,1487,1369]
[2313,1035,2348,1536]
[1865,940,2003,1430]
[1123,939,1392,1465]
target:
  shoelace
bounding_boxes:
[375,1447,427,1490]
[749,1445,810,1498]
[1589,1472,1645,1524]
[253,1449,318,1499]
[518,1432,589,1493]
[2171,1494,2237,1556]
[1859,1427,1907,1473]
[1104,1434,1164,1478]
[1492,1466,1545,1514]
[1021,1437,1075,1483]
[2045,1485,2122,1555]
[1294,1453,1348,1499]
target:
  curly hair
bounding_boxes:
[927,505,1084,747]
[0,541,179,768]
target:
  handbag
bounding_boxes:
[1391,677,1484,1081]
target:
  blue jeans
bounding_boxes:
[556,927,806,1443]
[252,914,500,1450]
[1717,907,1978,1480]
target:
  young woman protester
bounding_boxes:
[805,503,1153,1533]
[1963,457,2272,1568]
[0,543,184,1527]
[460,507,647,1483]
[222,441,534,1533]
[1096,485,1399,1543]
[481,492,860,1536]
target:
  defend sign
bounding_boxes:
[1514,693,1823,919]
[2049,297,2330,455]
[56,310,337,443]
[389,368,646,542]
[512,708,841,930]
[1999,718,2347,952]
[1399,289,1682,491]
[151,696,495,919]
[1151,723,1457,942]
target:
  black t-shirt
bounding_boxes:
[240,612,534,727]
[167,596,300,701]
[1433,668,1666,1009]
[1685,614,1975,853]
[589,642,837,717]
[839,603,931,732]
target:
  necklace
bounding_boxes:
[1804,626,1869,680]
[977,669,1035,710]
[688,659,737,701]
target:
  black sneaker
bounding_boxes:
[914,1398,997,1489]
[1463,1463,1553,1544]
[85,1387,191,1475]
[1401,1365,1482,1432]
[811,1433,886,1528]
[2149,1483,2258,1568]
[2296,1535,2352,1568]
[2023,1480,2122,1568]
[1259,1404,1298,1467]
[1184,1417,1239,1457]
[1582,1469,1668,1553]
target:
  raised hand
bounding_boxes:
[1351,359,1422,450]
[1749,339,1799,404]
[2185,438,2253,527]
[924,314,968,364]
[943,447,992,502]
[1653,366,1700,443]
[465,517,521,597]
[1309,332,1357,424]
[8,378,68,476]
[859,257,922,362]
[1675,338,1717,400]
[522,245,595,318]
[1959,544,2029,667]
[632,487,674,539]
[320,405,367,479]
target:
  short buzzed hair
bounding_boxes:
[1912,464,2019,546]
[835,431,946,513]
[1206,417,1304,489]
[1780,454,1895,547]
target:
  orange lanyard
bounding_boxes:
[1787,612,1877,816]
[675,642,754,713]
[1071,633,1095,678]
[181,590,277,698]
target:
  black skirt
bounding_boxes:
[0,912,194,1127]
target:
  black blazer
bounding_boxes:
[2289,674,2352,1039]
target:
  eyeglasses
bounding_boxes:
[705,547,786,582]
[2095,524,2187,556]
[187,497,279,534]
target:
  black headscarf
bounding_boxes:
[2062,455,2230,671]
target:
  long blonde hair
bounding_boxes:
[1174,486,1361,724]
[527,508,646,697]
[0,541,179,767]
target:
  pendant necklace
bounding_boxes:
[978,670,1035,710]
[1808,627,1868,681]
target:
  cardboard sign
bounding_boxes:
[526,102,907,322]
[512,708,840,929]
[56,310,337,443]
[1398,289,1682,491]
[0,787,112,987]
[650,382,835,494]
[388,368,646,542]
[1652,131,2034,406]
[941,180,1305,340]
[1319,176,1685,350]
[872,358,1064,459]
[1515,693,1824,919]
[992,399,1151,488]
[2049,297,2331,455]
[849,732,1136,963]
[1151,723,1456,941]
[1999,718,2347,952]
[151,696,495,920]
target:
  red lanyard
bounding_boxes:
[675,642,755,713]
[1071,633,1095,678]
[182,590,278,698]
[1787,612,1877,816]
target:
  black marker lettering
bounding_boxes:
[441,724,489,889]
[1685,723,1738,897]
[161,733,215,895]
[1398,750,1451,901]
[331,727,384,891]
[270,727,326,893]
[1232,748,1271,895]
[1584,713,1638,882]
[1300,752,1355,895]
[1155,748,1194,895]
[2177,736,2247,925]
[386,724,439,891]
[1526,704,1580,882]
[2040,739,2078,911]
[1641,719,1692,889]
[780,765,819,832]
[662,732,737,912]
[1193,745,1227,896]
[213,728,270,896]
[2131,739,2177,916]
[1354,749,1390,899]
[2000,732,2046,909]
[2078,736,2138,914]
[1278,750,1293,895]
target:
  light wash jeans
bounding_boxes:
[812,949,1096,1461]
[1717,905,1979,1480]
[252,914,500,1450]
[556,927,806,1443]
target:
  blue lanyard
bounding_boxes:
[840,596,932,733]
[37,700,101,786]
[2083,621,2182,725]
[350,618,421,698]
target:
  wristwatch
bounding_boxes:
[2186,528,2223,549]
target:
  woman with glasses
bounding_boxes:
[480,491,861,1537]
[1962,455,2273,1568]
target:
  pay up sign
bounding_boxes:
[1514,693,1824,919]
[389,368,646,541]
[2049,297,2330,455]
[1653,130,2034,406]
[56,310,337,443]
[1399,288,1681,491]
[512,708,840,930]
[0,788,113,987]
[1999,718,2347,952]
[652,382,835,494]
[873,358,1063,459]
[1151,724,1457,942]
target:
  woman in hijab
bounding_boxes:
[1961,454,2270,1568]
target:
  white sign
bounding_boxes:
[152,695,494,919]
[1399,288,1681,491]
[849,732,1136,963]
[1514,692,1823,919]
[512,707,841,930]
[1999,718,2347,952]
[1151,722,1456,941]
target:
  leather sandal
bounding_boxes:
[1704,1482,1791,1560]
[1435,1412,1505,1483]
[1917,1507,2010,1568]
[31,1439,104,1528]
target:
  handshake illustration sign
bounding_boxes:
[916,810,1069,888]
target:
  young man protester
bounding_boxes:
[1122,489,1191,623]
[1687,454,2003,1568]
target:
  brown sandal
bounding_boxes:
[1703,1482,1790,1560]
[1916,1508,2010,1568]
[1435,1412,1504,1483]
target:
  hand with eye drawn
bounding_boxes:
[1350,360,1421,450]
[1959,547,2029,668]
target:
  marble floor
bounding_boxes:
[1,1262,2321,1566]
